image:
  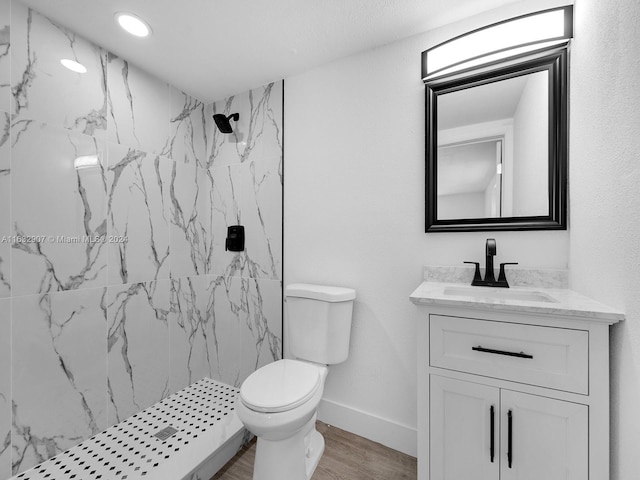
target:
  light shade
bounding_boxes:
[422,6,573,80]
[115,12,152,37]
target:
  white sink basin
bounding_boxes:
[443,286,557,303]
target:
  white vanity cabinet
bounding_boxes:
[411,282,624,480]
[430,375,587,480]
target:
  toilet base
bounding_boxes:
[252,414,325,480]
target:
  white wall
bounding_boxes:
[439,191,485,219]
[569,0,640,478]
[485,173,500,217]
[512,71,549,216]
[285,0,570,455]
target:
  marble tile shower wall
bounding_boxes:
[0,1,283,478]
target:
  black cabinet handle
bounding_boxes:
[490,405,495,463]
[507,409,513,468]
[472,345,533,359]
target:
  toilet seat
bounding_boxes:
[240,359,322,413]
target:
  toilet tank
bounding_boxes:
[285,283,356,365]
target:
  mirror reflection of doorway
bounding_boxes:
[437,138,503,220]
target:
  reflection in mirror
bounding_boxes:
[437,71,549,220]
[437,139,503,219]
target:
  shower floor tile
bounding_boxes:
[11,378,245,480]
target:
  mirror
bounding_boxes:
[425,48,567,232]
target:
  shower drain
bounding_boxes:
[153,426,179,441]
[12,378,240,480]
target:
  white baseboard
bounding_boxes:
[317,398,417,457]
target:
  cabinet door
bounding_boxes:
[430,376,499,480]
[500,390,588,480]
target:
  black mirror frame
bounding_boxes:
[425,46,568,232]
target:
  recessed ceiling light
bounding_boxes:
[115,12,152,37]
[60,58,87,73]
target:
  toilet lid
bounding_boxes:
[240,360,322,413]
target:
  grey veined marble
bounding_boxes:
[11,288,108,475]
[2,0,283,474]
[208,82,283,169]
[10,121,107,296]
[107,54,171,155]
[106,275,282,426]
[0,113,10,298]
[0,298,10,480]
[0,0,10,113]
[170,275,282,393]
[423,265,569,289]
[106,280,172,426]
[107,144,171,285]
[168,89,209,166]
[10,2,107,137]
[170,82,283,281]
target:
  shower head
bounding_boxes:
[213,113,239,134]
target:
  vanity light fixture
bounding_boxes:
[74,154,99,170]
[115,12,152,37]
[60,58,87,73]
[422,6,573,80]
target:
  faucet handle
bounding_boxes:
[464,261,482,286]
[497,262,519,286]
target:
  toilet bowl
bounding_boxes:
[236,283,356,480]
[236,359,328,480]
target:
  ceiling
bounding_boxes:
[438,74,530,130]
[20,0,522,102]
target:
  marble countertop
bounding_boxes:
[410,281,625,324]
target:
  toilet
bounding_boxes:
[236,283,356,480]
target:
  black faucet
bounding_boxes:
[464,239,518,288]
